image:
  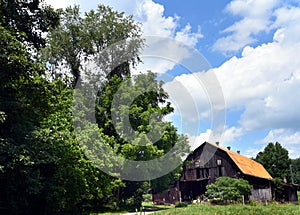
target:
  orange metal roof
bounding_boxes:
[225,150,273,180]
[206,142,273,180]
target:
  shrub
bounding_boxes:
[249,200,259,206]
[205,177,252,204]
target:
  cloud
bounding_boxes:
[133,37,193,74]
[220,126,244,144]
[213,4,300,131]
[187,126,243,152]
[213,0,280,53]
[214,5,300,158]
[169,4,300,158]
[175,24,203,47]
[256,129,300,159]
[188,130,212,151]
[132,0,204,74]
[245,147,262,158]
[137,0,177,37]
[225,0,279,18]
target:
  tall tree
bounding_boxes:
[255,142,291,181]
[43,3,189,211]
[96,71,189,207]
[0,0,59,49]
[43,4,143,87]
[0,1,61,214]
[291,158,300,184]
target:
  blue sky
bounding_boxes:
[46,0,300,159]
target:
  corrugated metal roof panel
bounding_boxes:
[226,150,273,179]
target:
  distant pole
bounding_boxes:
[290,164,295,184]
[242,195,245,205]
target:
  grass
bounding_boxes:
[90,211,127,215]
[142,201,173,209]
[93,192,300,215]
[150,204,300,215]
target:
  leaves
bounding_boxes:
[205,177,252,203]
[255,142,291,181]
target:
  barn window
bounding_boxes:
[196,168,209,179]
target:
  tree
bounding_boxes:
[0,1,60,214]
[0,1,117,214]
[29,82,117,214]
[0,0,59,49]
[205,177,252,204]
[255,142,291,181]
[95,71,189,208]
[291,158,300,185]
[43,4,143,87]
[44,4,189,210]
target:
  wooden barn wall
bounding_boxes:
[243,175,271,188]
[180,144,241,183]
[250,187,272,202]
[282,184,299,204]
[152,186,180,205]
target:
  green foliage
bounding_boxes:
[97,71,189,206]
[0,1,188,214]
[43,4,143,86]
[205,177,252,204]
[0,1,61,214]
[0,0,59,48]
[255,142,291,181]
[272,178,285,201]
[291,158,300,184]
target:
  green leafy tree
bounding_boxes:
[0,0,59,49]
[43,4,145,210]
[96,71,189,208]
[205,177,252,203]
[43,4,143,87]
[0,1,115,214]
[255,142,291,181]
[0,1,59,214]
[43,3,189,212]
[291,158,300,185]
[30,82,116,214]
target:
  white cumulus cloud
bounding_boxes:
[256,129,300,159]
[213,0,280,53]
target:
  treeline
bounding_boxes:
[0,1,188,214]
[255,142,300,187]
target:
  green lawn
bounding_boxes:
[150,204,300,215]
[90,212,127,215]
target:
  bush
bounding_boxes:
[143,194,152,202]
[205,177,252,204]
[175,202,188,208]
[249,200,259,206]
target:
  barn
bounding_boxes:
[152,141,297,204]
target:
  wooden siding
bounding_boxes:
[250,188,272,202]
[152,185,180,205]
